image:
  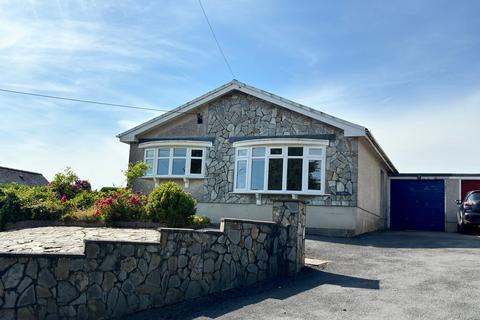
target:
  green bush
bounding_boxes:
[99,186,122,193]
[146,181,196,227]
[124,162,149,186]
[29,199,66,220]
[70,191,100,210]
[61,207,99,223]
[191,216,211,228]
[0,184,67,224]
[0,188,7,228]
[0,187,25,224]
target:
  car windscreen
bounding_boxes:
[468,192,480,202]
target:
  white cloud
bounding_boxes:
[295,84,480,174]
[291,84,349,109]
[0,1,204,188]
[370,91,480,173]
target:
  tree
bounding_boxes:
[123,162,149,186]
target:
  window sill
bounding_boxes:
[142,175,205,179]
[230,191,330,196]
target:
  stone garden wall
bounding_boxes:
[0,200,305,319]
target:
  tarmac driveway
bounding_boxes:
[127,231,480,320]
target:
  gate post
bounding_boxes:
[272,199,306,276]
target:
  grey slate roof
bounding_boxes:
[116,80,398,173]
[0,166,49,186]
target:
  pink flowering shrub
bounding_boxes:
[94,188,147,222]
[49,168,91,200]
[73,180,92,193]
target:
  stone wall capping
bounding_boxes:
[0,252,85,259]
[271,199,307,204]
[158,227,195,233]
[83,239,160,246]
[158,227,224,236]
[220,218,278,226]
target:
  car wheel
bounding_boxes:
[458,222,466,234]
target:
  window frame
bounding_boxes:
[142,146,208,179]
[232,139,328,195]
[144,149,156,176]
[234,148,249,190]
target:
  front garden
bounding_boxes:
[0,163,210,230]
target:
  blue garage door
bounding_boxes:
[390,180,445,231]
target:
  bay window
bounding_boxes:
[233,139,327,195]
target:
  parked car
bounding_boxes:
[456,190,480,233]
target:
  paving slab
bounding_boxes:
[0,226,160,254]
[304,257,330,269]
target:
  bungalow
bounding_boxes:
[0,166,49,187]
[118,80,396,236]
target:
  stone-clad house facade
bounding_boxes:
[118,80,397,236]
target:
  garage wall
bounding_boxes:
[357,138,388,229]
[356,207,384,235]
[461,180,480,199]
[445,179,459,232]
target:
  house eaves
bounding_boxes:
[116,80,397,173]
[117,80,366,143]
[364,130,398,174]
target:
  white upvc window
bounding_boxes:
[233,139,328,195]
[139,140,212,179]
[144,149,155,176]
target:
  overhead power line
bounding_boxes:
[198,0,236,79]
[0,88,197,115]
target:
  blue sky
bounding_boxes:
[1,0,479,188]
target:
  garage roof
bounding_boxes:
[390,173,480,178]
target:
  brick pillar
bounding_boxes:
[272,199,306,276]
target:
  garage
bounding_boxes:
[390,179,445,231]
[389,174,480,232]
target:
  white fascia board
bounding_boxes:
[390,175,480,180]
[117,80,367,143]
[363,131,397,173]
[138,140,213,149]
[451,176,480,180]
[118,81,240,143]
[232,138,329,148]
